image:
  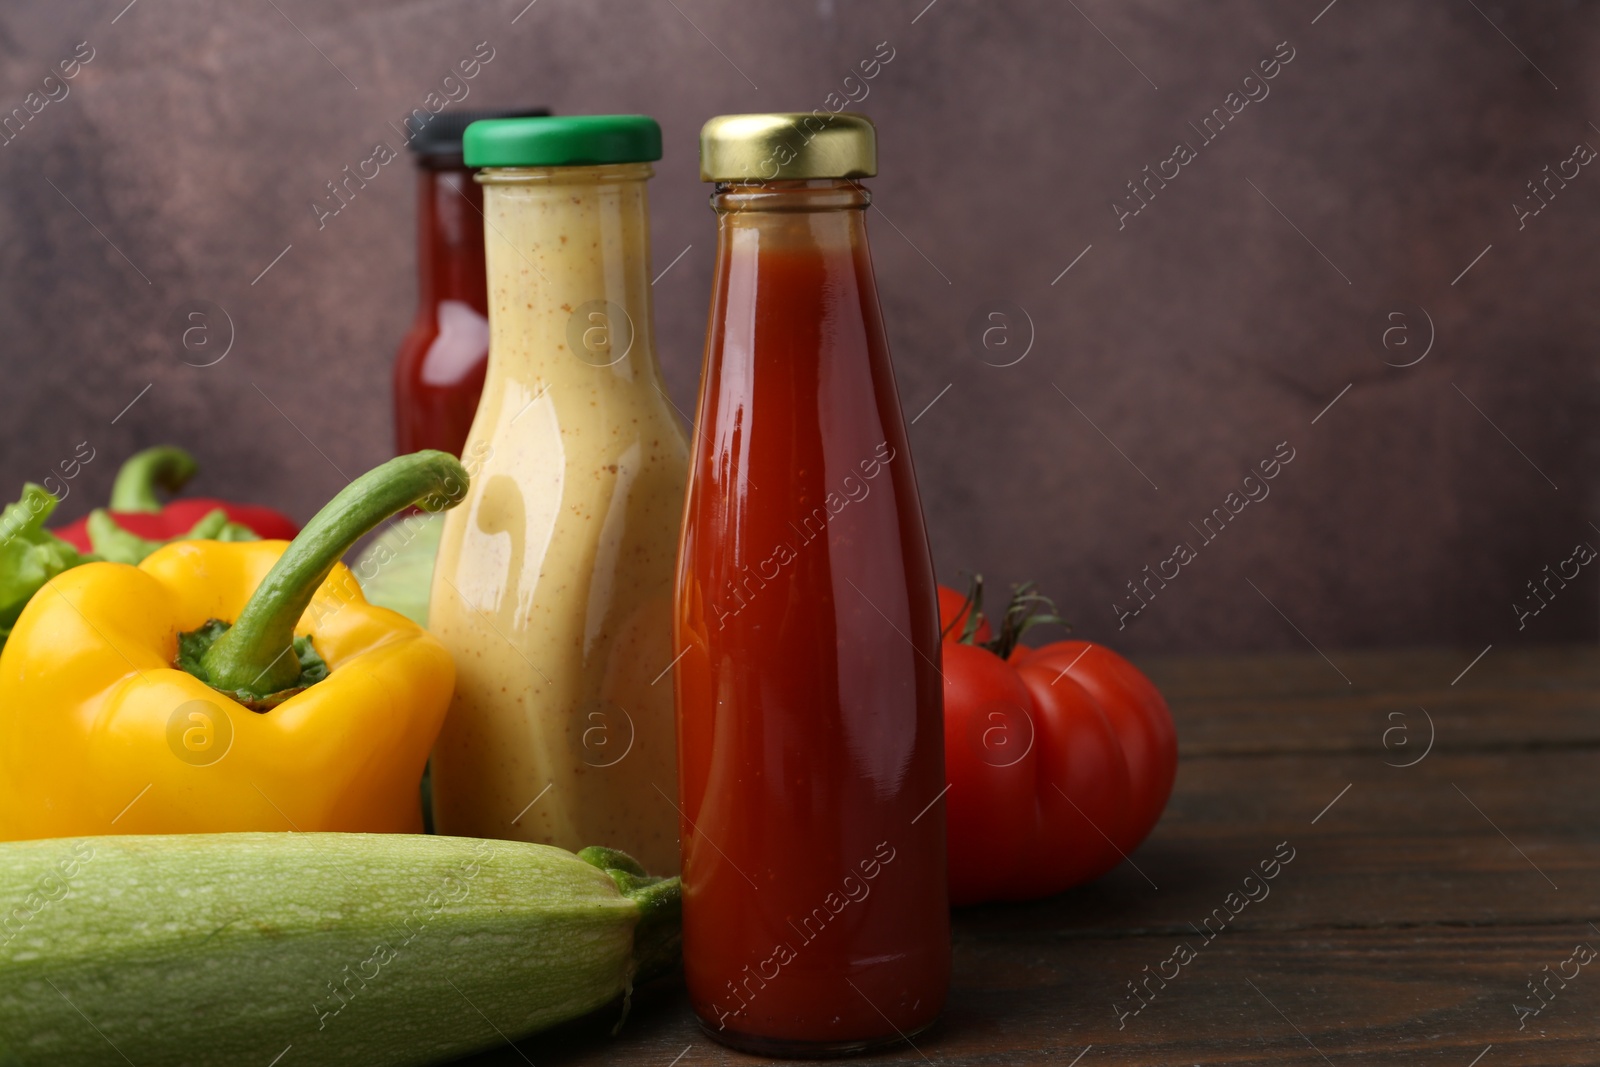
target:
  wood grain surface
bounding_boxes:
[450,644,1600,1066]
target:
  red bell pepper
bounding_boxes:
[54,446,298,553]
[940,579,1178,906]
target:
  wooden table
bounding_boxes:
[456,645,1600,1066]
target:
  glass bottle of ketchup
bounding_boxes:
[675,113,950,1056]
[393,107,548,456]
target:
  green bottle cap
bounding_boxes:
[463,114,663,168]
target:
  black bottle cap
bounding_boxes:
[406,107,552,162]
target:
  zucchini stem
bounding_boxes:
[578,846,682,985]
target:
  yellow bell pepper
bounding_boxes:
[0,452,469,841]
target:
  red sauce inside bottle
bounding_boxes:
[393,164,490,456]
[674,180,950,1055]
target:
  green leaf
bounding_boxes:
[0,484,93,650]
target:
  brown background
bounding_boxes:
[0,0,1594,654]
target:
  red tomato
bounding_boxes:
[938,584,1177,905]
[941,642,1037,905]
[1013,657,1132,886]
[1015,641,1177,852]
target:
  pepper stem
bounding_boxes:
[109,446,199,512]
[199,451,469,699]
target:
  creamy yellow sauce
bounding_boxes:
[428,162,688,874]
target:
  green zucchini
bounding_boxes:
[0,833,679,1066]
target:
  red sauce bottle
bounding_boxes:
[393,108,548,456]
[675,113,950,1056]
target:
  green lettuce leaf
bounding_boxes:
[0,484,93,649]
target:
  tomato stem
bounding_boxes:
[952,573,1069,659]
[942,574,988,643]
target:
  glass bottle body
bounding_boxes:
[429,162,687,876]
[675,180,950,1054]
[394,161,492,457]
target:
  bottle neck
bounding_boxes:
[712,178,871,246]
[713,177,870,208]
[415,161,489,311]
[710,179,870,287]
[707,179,878,378]
[479,162,664,389]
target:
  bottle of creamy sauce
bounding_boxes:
[428,115,688,875]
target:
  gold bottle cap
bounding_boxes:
[699,112,877,182]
